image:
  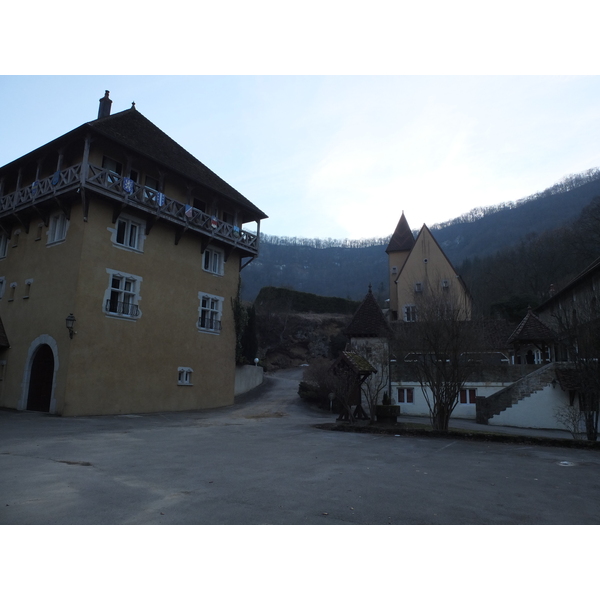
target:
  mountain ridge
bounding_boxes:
[241,168,600,307]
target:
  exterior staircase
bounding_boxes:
[476,363,557,424]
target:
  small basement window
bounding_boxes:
[178,367,193,386]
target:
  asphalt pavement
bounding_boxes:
[1,368,599,524]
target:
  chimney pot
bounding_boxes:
[98,90,112,119]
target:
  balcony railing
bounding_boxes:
[0,162,259,254]
[105,299,140,317]
[198,316,222,332]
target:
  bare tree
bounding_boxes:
[554,404,586,440]
[359,342,391,424]
[393,292,480,432]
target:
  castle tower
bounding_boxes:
[385,212,415,319]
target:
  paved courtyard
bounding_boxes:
[1,369,600,524]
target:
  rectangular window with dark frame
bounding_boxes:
[193,198,207,213]
[203,247,223,276]
[404,304,417,322]
[48,212,68,244]
[143,175,159,202]
[102,156,122,185]
[398,388,414,403]
[459,389,477,404]
[104,271,141,319]
[198,293,222,333]
[0,233,8,258]
[112,215,145,252]
[116,218,139,249]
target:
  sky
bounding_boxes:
[2,4,600,245]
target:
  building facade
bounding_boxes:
[0,92,267,416]
[386,214,472,322]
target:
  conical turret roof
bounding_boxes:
[385,212,415,254]
[345,286,392,338]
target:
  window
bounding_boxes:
[398,388,414,403]
[102,156,122,184]
[8,282,16,302]
[203,247,223,275]
[441,279,450,290]
[143,175,159,202]
[12,230,20,248]
[193,198,207,213]
[104,269,142,319]
[117,218,139,249]
[0,277,5,299]
[198,293,223,333]
[23,279,32,299]
[0,233,8,258]
[459,389,477,404]
[48,212,68,244]
[111,215,145,252]
[178,367,193,386]
[414,282,423,293]
[404,304,417,322]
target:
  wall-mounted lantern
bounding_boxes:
[66,313,76,339]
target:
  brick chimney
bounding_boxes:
[98,90,112,119]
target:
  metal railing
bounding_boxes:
[1,162,259,253]
[105,299,140,317]
[198,316,222,332]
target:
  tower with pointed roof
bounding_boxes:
[387,214,472,322]
[344,285,393,410]
[385,212,415,319]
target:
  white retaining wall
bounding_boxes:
[234,365,264,396]
[488,384,569,430]
[391,381,507,419]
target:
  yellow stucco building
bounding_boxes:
[0,92,267,416]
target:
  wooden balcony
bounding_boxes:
[0,163,260,255]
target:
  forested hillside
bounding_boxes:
[240,168,600,314]
[433,168,600,265]
[241,238,390,304]
[460,196,600,320]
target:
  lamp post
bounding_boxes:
[66,313,76,339]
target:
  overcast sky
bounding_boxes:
[3,4,600,243]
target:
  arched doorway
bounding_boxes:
[26,344,55,412]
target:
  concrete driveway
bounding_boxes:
[2,368,600,524]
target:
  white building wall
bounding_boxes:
[392,381,506,419]
[488,385,569,430]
